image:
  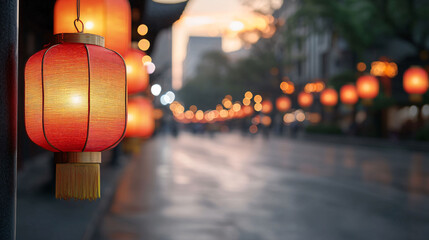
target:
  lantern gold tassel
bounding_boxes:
[55,152,101,200]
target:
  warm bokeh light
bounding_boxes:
[232,103,241,112]
[243,105,254,116]
[138,39,150,51]
[244,91,253,99]
[261,100,273,114]
[249,125,258,134]
[357,62,366,72]
[371,61,398,78]
[153,109,163,120]
[220,109,229,118]
[314,81,325,92]
[137,24,148,36]
[340,84,359,105]
[124,49,150,94]
[54,0,131,55]
[195,110,204,121]
[243,98,251,106]
[356,75,379,99]
[222,99,232,109]
[295,111,306,122]
[298,92,313,108]
[142,55,152,63]
[261,116,272,126]
[216,104,223,111]
[283,113,295,124]
[403,66,429,95]
[184,110,194,120]
[254,103,263,112]
[189,105,197,112]
[276,96,291,112]
[320,88,338,106]
[254,95,262,103]
[280,81,295,94]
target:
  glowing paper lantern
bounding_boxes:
[298,92,313,108]
[276,96,291,112]
[124,49,150,94]
[25,33,127,200]
[356,75,379,100]
[320,88,338,106]
[340,84,358,105]
[261,100,273,114]
[54,0,131,55]
[403,66,429,102]
[125,96,155,138]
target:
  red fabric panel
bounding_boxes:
[24,48,58,152]
[84,45,127,151]
[43,43,89,151]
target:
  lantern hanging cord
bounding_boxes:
[74,0,84,33]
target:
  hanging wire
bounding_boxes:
[74,0,84,33]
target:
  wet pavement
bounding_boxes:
[94,132,429,240]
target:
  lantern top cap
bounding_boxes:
[51,33,105,47]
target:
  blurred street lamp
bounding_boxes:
[403,66,429,102]
[356,75,379,105]
[320,88,338,107]
[261,100,273,114]
[298,92,313,108]
[340,84,359,105]
[151,84,162,96]
[276,96,291,112]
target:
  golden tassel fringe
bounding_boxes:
[55,163,100,201]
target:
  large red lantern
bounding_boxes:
[25,33,127,200]
[261,100,273,114]
[124,49,150,94]
[125,97,155,138]
[320,88,338,106]
[298,92,313,108]
[54,0,131,55]
[403,66,429,102]
[340,84,358,105]
[356,75,379,100]
[276,96,291,112]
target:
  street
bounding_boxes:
[94,132,429,240]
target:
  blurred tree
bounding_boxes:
[288,0,429,54]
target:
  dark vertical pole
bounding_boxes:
[0,0,18,240]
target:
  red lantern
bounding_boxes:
[320,88,338,106]
[124,49,150,94]
[125,96,155,138]
[276,96,291,112]
[298,92,313,108]
[356,75,379,99]
[25,33,127,200]
[261,100,273,114]
[54,0,131,55]
[403,66,428,102]
[340,84,358,105]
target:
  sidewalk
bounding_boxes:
[16,151,128,240]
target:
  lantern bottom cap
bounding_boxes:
[55,163,100,201]
[409,94,423,103]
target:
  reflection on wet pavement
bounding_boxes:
[94,133,429,240]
